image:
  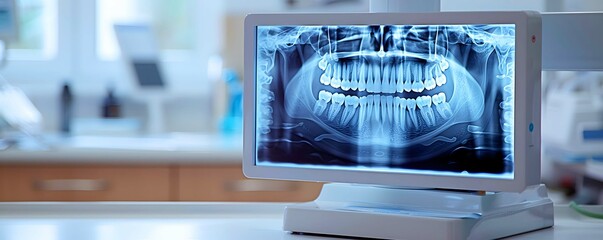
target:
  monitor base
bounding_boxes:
[284,183,554,240]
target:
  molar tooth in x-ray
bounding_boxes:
[432,92,453,119]
[327,93,345,121]
[411,79,425,93]
[424,64,433,80]
[320,64,333,85]
[327,62,335,75]
[350,63,359,90]
[406,98,419,129]
[423,64,436,90]
[340,95,359,125]
[436,74,447,87]
[330,63,342,89]
[432,92,443,105]
[341,80,351,91]
[424,78,436,90]
[417,96,436,126]
[313,90,332,116]
[440,58,450,71]
[318,57,328,70]
[416,96,427,107]
[410,62,425,92]
[432,64,442,78]
[320,73,331,85]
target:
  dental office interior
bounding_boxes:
[0,0,603,217]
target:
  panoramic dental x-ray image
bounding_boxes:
[255,24,515,179]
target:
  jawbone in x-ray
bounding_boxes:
[255,24,515,179]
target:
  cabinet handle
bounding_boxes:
[224,180,297,192]
[34,179,108,191]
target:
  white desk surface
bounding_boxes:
[0,202,601,240]
[0,134,242,164]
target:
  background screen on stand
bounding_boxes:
[255,24,515,179]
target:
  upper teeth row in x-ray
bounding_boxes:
[318,57,449,93]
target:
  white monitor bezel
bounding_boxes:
[243,12,542,192]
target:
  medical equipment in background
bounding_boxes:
[219,69,242,134]
[0,0,43,149]
[0,83,43,140]
[542,72,603,204]
[114,24,168,134]
[543,72,603,163]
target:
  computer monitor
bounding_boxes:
[114,24,166,89]
[243,12,542,192]
[114,24,167,134]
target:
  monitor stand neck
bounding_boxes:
[146,97,164,135]
[284,183,553,240]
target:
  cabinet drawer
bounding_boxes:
[0,165,171,201]
[178,165,322,202]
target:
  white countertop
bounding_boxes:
[0,202,602,240]
[0,134,243,164]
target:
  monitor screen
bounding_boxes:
[132,61,164,87]
[245,12,541,192]
[254,24,515,179]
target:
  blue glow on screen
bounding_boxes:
[255,24,515,179]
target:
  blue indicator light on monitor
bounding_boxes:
[529,123,534,132]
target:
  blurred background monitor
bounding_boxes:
[114,24,167,134]
[113,24,165,90]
